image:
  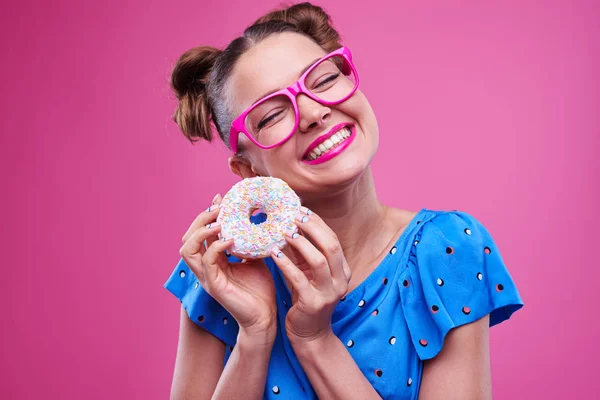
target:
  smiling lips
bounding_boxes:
[302,123,355,162]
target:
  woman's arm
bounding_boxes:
[291,332,383,399]
[169,305,275,400]
[419,315,492,400]
[169,305,225,399]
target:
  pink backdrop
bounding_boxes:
[1,0,598,398]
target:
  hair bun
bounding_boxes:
[170,46,222,142]
[254,2,341,52]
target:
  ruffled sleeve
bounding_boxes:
[398,210,524,360]
[163,257,239,347]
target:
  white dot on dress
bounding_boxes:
[390,246,397,254]
[477,272,483,281]
[194,281,199,289]
[358,299,366,307]
[389,337,396,345]
[272,386,280,394]
[407,377,413,386]
[465,228,472,235]
[437,278,444,286]
[347,339,354,347]
[179,270,186,278]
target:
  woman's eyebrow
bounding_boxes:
[250,56,322,105]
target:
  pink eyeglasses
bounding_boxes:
[229,46,359,153]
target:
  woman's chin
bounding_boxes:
[300,157,371,193]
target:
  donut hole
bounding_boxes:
[249,207,268,225]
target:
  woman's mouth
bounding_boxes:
[302,124,356,164]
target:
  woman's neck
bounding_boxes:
[300,168,393,268]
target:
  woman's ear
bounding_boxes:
[228,154,262,178]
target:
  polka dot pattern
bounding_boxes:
[399,209,523,363]
[164,209,524,399]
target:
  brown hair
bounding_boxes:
[169,2,343,148]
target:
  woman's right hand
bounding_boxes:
[179,194,278,341]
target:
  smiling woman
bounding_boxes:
[164,2,523,400]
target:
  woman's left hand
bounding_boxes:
[270,207,352,345]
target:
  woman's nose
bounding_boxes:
[297,94,332,133]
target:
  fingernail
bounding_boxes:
[296,214,309,223]
[206,204,220,212]
[206,222,221,229]
[271,246,283,258]
[212,193,221,205]
[286,231,299,239]
[300,206,313,215]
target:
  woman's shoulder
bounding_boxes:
[396,207,524,360]
[414,208,498,254]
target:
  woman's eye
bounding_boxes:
[313,73,340,89]
[257,110,283,130]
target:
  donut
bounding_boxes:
[217,177,301,258]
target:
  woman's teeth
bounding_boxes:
[306,127,352,161]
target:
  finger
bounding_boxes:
[300,207,352,284]
[293,212,346,283]
[180,224,222,260]
[181,194,222,244]
[285,227,333,289]
[270,246,312,294]
[202,237,233,284]
[205,194,223,249]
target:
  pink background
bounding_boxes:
[1,0,598,398]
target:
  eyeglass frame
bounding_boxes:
[228,46,360,153]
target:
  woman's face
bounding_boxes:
[228,32,379,197]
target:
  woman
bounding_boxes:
[164,3,523,399]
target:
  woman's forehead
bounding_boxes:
[229,33,327,113]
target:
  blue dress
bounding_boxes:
[164,208,523,399]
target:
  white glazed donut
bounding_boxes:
[217,177,301,258]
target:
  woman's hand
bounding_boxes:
[179,194,277,341]
[270,207,352,345]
